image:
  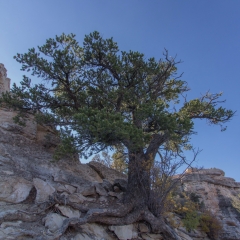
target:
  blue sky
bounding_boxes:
[1,1,239,180]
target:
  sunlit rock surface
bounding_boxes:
[0,63,10,94]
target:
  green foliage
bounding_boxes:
[172,192,222,238]
[174,192,200,231]
[53,128,79,160]
[0,32,235,233]
[182,208,222,237]
[182,210,200,232]
[0,31,234,161]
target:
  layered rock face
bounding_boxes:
[0,63,10,94]
[181,168,240,239]
[0,105,128,239]
[0,106,168,240]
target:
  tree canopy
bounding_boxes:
[0,31,234,160]
[0,31,235,239]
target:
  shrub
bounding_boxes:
[174,193,201,231]
[168,191,221,237]
[199,211,222,240]
[182,210,200,232]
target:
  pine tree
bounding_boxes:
[0,32,234,239]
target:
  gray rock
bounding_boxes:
[175,229,193,240]
[75,223,115,240]
[68,193,88,204]
[74,233,93,240]
[138,223,149,233]
[43,213,66,233]
[102,179,112,191]
[56,184,76,194]
[99,196,108,203]
[33,178,55,202]
[88,161,127,184]
[109,224,138,240]
[94,182,108,196]
[1,227,16,239]
[53,171,91,187]
[56,204,81,218]
[0,63,10,94]
[78,184,96,196]
[0,176,33,203]
[186,167,225,176]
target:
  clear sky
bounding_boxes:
[0,1,239,180]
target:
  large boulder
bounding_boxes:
[0,176,33,203]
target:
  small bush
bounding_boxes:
[175,193,201,232]
[199,211,222,240]
[168,191,221,237]
[182,210,200,232]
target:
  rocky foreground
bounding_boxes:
[0,63,240,239]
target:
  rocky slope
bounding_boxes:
[0,63,240,240]
[180,168,240,239]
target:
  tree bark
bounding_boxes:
[125,150,151,205]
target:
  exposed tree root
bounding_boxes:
[0,193,178,239]
[0,192,180,240]
[9,229,39,239]
[142,209,181,240]
[53,202,135,238]
[53,192,89,213]
[50,199,180,240]
[0,209,41,223]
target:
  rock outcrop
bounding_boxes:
[0,104,122,239]
[180,168,240,239]
[0,63,10,94]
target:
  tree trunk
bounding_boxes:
[125,150,151,205]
